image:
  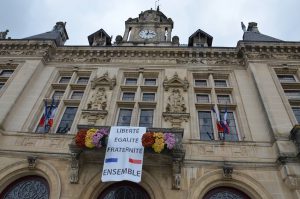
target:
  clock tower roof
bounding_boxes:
[125,9,173,28]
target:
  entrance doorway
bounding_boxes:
[203,186,251,199]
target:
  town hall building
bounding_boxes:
[0,7,300,199]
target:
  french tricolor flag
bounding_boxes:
[129,158,142,164]
[105,158,118,163]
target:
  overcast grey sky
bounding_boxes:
[1,0,299,47]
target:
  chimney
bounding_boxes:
[247,22,260,33]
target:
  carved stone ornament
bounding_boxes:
[163,72,189,91]
[163,88,190,127]
[69,145,82,184]
[172,139,185,190]
[91,72,116,90]
[223,165,233,179]
[27,156,37,169]
[87,87,107,110]
[0,29,9,39]
[82,86,109,125]
[284,176,300,190]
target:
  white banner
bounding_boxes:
[101,126,146,183]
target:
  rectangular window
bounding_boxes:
[214,80,227,87]
[77,77,89,84]
[52,90,65,100]
[117,109,132,126]
[70,91,84,100]
[196,94,210,103]
[284,90,300,99]
[144,78,156,85]
[195,79,207,87]
[139,109,154,127]
[0,69,14,77]
[277,75,296,83]
[142,93,155,101]
[56,107,78,134]
[220,112,239,141]
[198,111,214,140]
[0,82,4,90]
[217,94,231,104]
[292,107,300,123]
[59,76,71,84]
[125,78,137,85]
[122,92,135,101]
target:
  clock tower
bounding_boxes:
[119,8,176,46]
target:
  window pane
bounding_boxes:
[292,107,300,123]
[117,109,132,126]
[217,95,231,104]
[77,77,89,84]
[0,83,4,90]
[195,80,207,87]
[125,78,137,85]
[214,80,227,87]
[56,107,78,134]
[277,75,296,83]
[144,78,156,85]
[52,90,64,100]
[0,69,14,77]
[122,92,135,101]
[198,111,214,140]
[196,94,209,103]
[220,112,239,141]
[142,93,155,101]
[139,109,154,127]
[285,90,300,99]
[59,76,71,83]
[71,91,84,99]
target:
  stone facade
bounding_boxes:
[0,8,300,199]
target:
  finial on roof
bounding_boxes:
[241,22,246,32]
[247,22,259,33]
[0,29,9,39]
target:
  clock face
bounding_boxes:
[139,29,157,39]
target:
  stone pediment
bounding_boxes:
[91,72,116,90]
[163,72,189,91]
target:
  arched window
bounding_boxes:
[0,175,49,199]
[203,186,251,199]
[98,181,150,199]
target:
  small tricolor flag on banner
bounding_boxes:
[129,158,142,164]
[105,158,118,163]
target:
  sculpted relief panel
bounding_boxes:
[81,72,116,125]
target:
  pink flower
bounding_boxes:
[164,133,176,150]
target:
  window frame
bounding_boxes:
[198,110,214,141]
[56,106,78,134]
[142,92,156,102]
[138,109,154,127]
[58,76,72,84]
[144,78,157,86]
[194,79,208,87]
[122,92,136,101]
[116,108,133,126]
[124,77,138,85]
[70,90,84,100]
[51,90,65,100]
[196,93,210,103]
[277,74,297,83]
[0,69,14,77]
[76,76,90,84]
[214,79,228,87]
[217,94,231,104]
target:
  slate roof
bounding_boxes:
[243,31,282,42]
[188,29,213,47]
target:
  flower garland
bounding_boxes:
[142,132,176,153]
[75,128,109,149]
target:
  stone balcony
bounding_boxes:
[69,126,185,189]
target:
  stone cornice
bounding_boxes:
[1,40,300,65]
[237,41,300,61]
